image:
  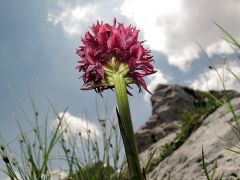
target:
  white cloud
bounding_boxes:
[56,112,100,139]
[144,68,171,101]
[118,0,240,70]
[190,62,240,92]
[48,0,240,71]
[48,2,98,36]
[206,40,233,57]
[49,169,68,180]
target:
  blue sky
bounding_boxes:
[0,0,240,177]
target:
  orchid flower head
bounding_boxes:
[76,18,156,94]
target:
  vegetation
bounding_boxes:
[199,24,240,180]
[0,95,125,180]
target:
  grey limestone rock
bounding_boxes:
[137,84,240,180]
[146,97,240,180]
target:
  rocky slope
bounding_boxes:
[136,84,240,180]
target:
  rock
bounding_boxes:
[137,84,240,180]
[139,133,176,170]
[135,84,235,153]
[136,84,196,152]
[146,97,240,180]
[151,85,195,119]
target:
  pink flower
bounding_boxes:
[76,18,156,93]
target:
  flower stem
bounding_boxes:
[113,73,143,180]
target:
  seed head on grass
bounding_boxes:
[0,145,5,151]
[2,155,10,164]
[12,157,18,166]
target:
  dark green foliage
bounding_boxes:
[68,161,118,180]
[160,144,174,161]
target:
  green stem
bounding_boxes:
[113,73,143,180]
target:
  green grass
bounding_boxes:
[199,23,240,180]
[0,94,125,180]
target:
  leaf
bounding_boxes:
[145,148,157,173]
[214,22,240,48]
